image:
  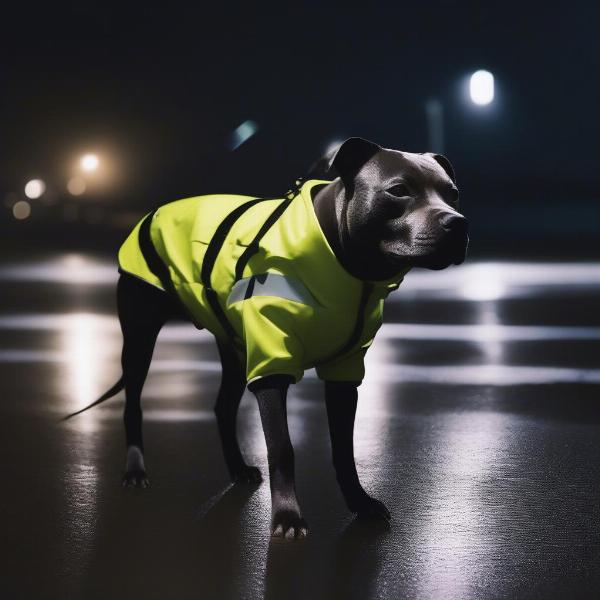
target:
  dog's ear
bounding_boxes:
[327,137,382,191]
[428,153,457,185]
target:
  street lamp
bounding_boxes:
[469,70,495,106]
[80,154,99,172]
[425,69,496,154]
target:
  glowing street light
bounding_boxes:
[24,179,46,199]
[469,70,495,106]
[80,154,99,172]
[424,69,496,154]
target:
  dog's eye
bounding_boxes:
[447,187,460,206]
[387,183,411,197]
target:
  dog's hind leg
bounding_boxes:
[214,341,262,483]
[117,273,176,488]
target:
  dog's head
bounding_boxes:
[324,137,469,278]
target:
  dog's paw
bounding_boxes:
[231,465,263,484]
[122,469,150,489]
[350,495,391,521]
[271,510,308,540]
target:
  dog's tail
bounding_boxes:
[60,376,125,421]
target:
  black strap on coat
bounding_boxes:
[138,211,203,330]
[199,198,268,342]
[138,211,174,295]
[234,197,293,282]
[199,197,294,343]
[137,194,296,344]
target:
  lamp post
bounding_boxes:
[425,98,445,154]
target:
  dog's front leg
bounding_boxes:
[249,375,308,539]
[325,381,390,520]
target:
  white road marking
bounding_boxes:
[0,313,599,341]
[0,258,599,300]
[2,350,598,386]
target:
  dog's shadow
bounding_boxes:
[195,485,391,599]
[264,517,391,600]
[193,482,263,597]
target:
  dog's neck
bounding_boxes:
[312,180,401,281]
[312,181,345,265]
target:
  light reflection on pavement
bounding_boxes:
[1,253,599,599]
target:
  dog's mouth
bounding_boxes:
[415,247,466,270]
[417,234,469,269]
[383,233,469,271]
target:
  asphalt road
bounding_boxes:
[1,252,599,599]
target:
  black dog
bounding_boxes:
[65,137,468,539]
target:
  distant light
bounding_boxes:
[24,179,45,199]
[13,200,31,220]
[229,120,257,150]
[81,154,99,172]
[469,70,494,106]
[67,176,87,196]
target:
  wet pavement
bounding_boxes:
[1,252,600,599]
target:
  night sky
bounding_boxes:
[2,2,599,220]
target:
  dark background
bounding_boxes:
[1,1,599,253]
[2,5,600,598]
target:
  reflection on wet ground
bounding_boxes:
[1,253,600,599]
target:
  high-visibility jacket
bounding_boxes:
[118,178,408,385]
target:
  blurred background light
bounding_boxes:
[80,154,99,172]
[67,176,87,196]
[13,200,31,220]
[24,179,46,199]
[469,70,495,106]
[228,120,257,150]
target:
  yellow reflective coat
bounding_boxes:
[118,179,408,384]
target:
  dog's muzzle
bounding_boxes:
[415,214,469,270]
[438,214,469,266]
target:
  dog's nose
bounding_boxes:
[439,213,469,265]
[440,214,468,236]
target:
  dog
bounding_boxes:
[64,137,468,540]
